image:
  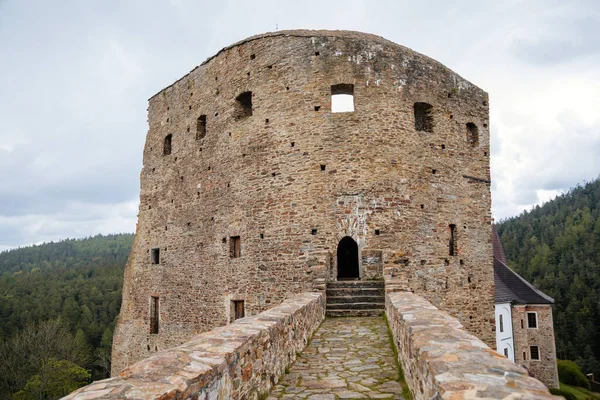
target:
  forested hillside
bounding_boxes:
[0,234,133,399]
[3,181,600,397]
[497,179,600,378]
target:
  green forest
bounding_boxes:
[497,178,600,379]
[0,234,133,399]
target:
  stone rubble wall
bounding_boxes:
[114,29,495,372]
[64,292,325,400]
[385,291,558,399]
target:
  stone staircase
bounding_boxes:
[326,280,385,317]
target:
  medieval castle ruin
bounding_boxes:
[112,29,493,372]
[67,31,558,399]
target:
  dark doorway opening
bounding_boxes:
[337,236,359,280]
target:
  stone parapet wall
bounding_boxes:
[385,291,558,399]
[65,292,324,400]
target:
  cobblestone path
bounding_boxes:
[268,317,404,399]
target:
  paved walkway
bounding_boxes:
[268,317,404,399]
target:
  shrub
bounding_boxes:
[557,359,591,390]
[549,387,578,400]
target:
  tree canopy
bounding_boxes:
[0,234,133,399]
[497,179,600,378]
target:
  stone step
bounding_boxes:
[326,287,385,297]
[326,309,384,317]
[325,302,385,310]
[326,281,384,289]
[326,295,384,304]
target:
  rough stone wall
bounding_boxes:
[511,304,559,388]
[113,29,494,373]
[386,291,558,399]
[67,292,325,400]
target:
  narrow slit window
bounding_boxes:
[197,115,207,140]
[449,224,457,256]
[151,248,160,264]
[499,314,504,333]
[331,84,354,113]
[414,102,434,132]
[466,122,479,147]
[150,296,159,334]
[235,92,252,119]
[530,346,540,360]
[230,236,241,258]
[527,312,537,328]
[232,300,245,321]
[163,134,172,155]
[503,348,509,357]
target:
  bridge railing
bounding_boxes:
[64,292,325,400]
[386,291,558,399]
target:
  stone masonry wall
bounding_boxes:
[113,29,494,373]
[66,292,325,400]
[511,304,560,388]
[386,291,558,399]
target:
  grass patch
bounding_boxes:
[383,314,412,400]
[560,383,600,400]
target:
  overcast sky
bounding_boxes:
[0,0,599,251]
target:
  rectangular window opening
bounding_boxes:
[230,236,241,258]
[235,92,253,119]
[232,300,245,321]
[331,84,354,113]
[503,348,509,357]
[527,312,537,328]
[449,224,457,256]
[150,296,159,334]
[414,102,434,132]
[530,346,540,360]
[151,248,160,264]
[163,134,172,156]
[197,115,207,140]
[466,122,479,147]
[499,314,504,333]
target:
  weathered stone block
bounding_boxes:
[385,291,558,400]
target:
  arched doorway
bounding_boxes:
[337,236,359,280]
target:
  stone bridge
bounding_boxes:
[65,290,557,399]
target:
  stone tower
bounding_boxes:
[112,30,494,375]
